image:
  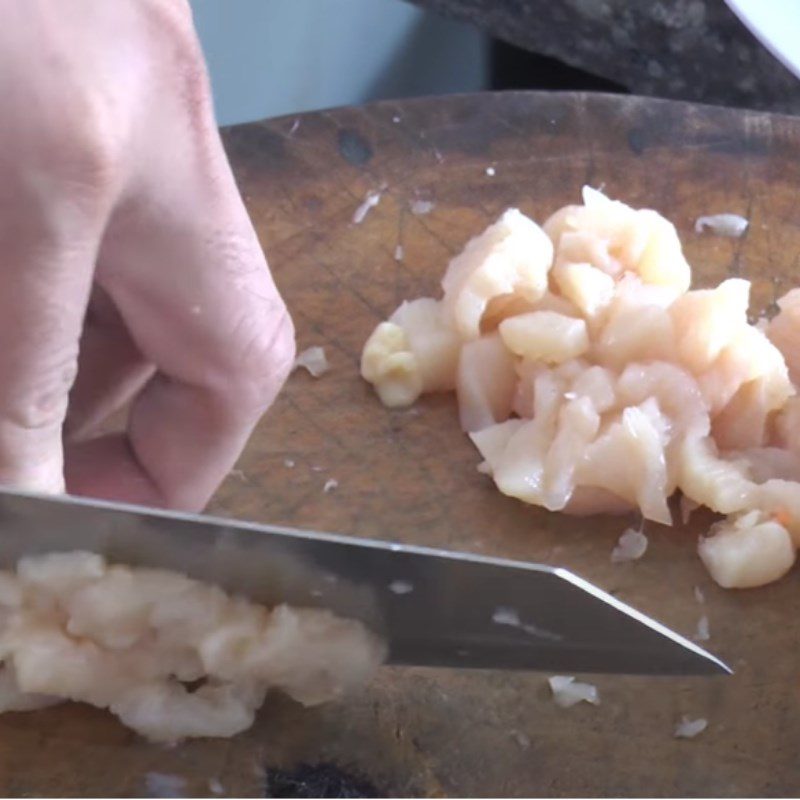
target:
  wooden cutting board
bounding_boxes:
[2,92,800,797]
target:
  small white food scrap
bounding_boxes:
[611,528,648,563]
[693,585,706,604]
[510,729,530,749]
[674,716,708,739]
[694,214,748,238]
[485,166,496,176]
[409,199,435,216]
[492,607,521,626]
[388,580,414,595]
[144,773,187,798]
[323,478,338,493]
[394,244,404,261]
[352,190,382,224]
[548,676,599,708]
[208,778,224,796]
[694,614,710,641]
[293,346,329,377]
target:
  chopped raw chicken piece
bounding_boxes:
[529,291,582,318]
[0,553,385,741]
[390,298,461,393]
[499,312,589,364]
[670,279,750,374]
[441,209,553,339]
[695,213,748,237]
[767,288,800,385]
[544,187,690,292]
[752,480,800,544]
[552,263,615,320]
[699,324,791,416]
[457,334,517,432]
[772,396,800,453]
[0,664,60,712]
[542,397,601,510]
[360,187,800,588]
[576,401,672,525]
[469,419,525,477]
[489,372,563,504]
[548,675,599,708]
[360,322,422,408]
[713,376,791,450]
[571,365,617,412]
[616,362,709,439]
[698,512,796,588]
[678,436,755,515]
[593,293,677,370]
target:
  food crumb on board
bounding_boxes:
[389,579,414,595]
[409,198,435,216]
[694,614,710,641]
[293,346,330,377]
[486,166,496,176]
[611,528,648,563]
[284,459,296,469]
[229,469,248,483]
[394,244,404,261]
[492,606,521,626]
[674,716,708,739]
[510,729,531,749]
[208,778,224,796]
[352,190,382,224]
[694,213,748,237]
[144,772,187,798]
[693,585,706,604]
[323,478,338,493]
[548,676,600,708]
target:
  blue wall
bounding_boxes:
[190,0,488,125]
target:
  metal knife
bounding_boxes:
[0,488,730,676]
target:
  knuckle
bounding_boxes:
[2,360,77,434]
[57,96,123,190]
[214,303,296,415]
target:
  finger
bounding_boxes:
[65,104,294,510]
[65,255,295,510]
[65,287,154,442]
[0,154,114,493]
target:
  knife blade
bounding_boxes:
[0,488,730,676]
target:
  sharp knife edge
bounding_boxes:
[0,488,731,676]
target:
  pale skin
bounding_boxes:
[0,0,296,510]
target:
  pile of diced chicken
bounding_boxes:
[361,187,800,589]
[0,552,385,741]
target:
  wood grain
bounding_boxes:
[2,92,800,797]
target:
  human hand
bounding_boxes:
[0,0,295,511]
